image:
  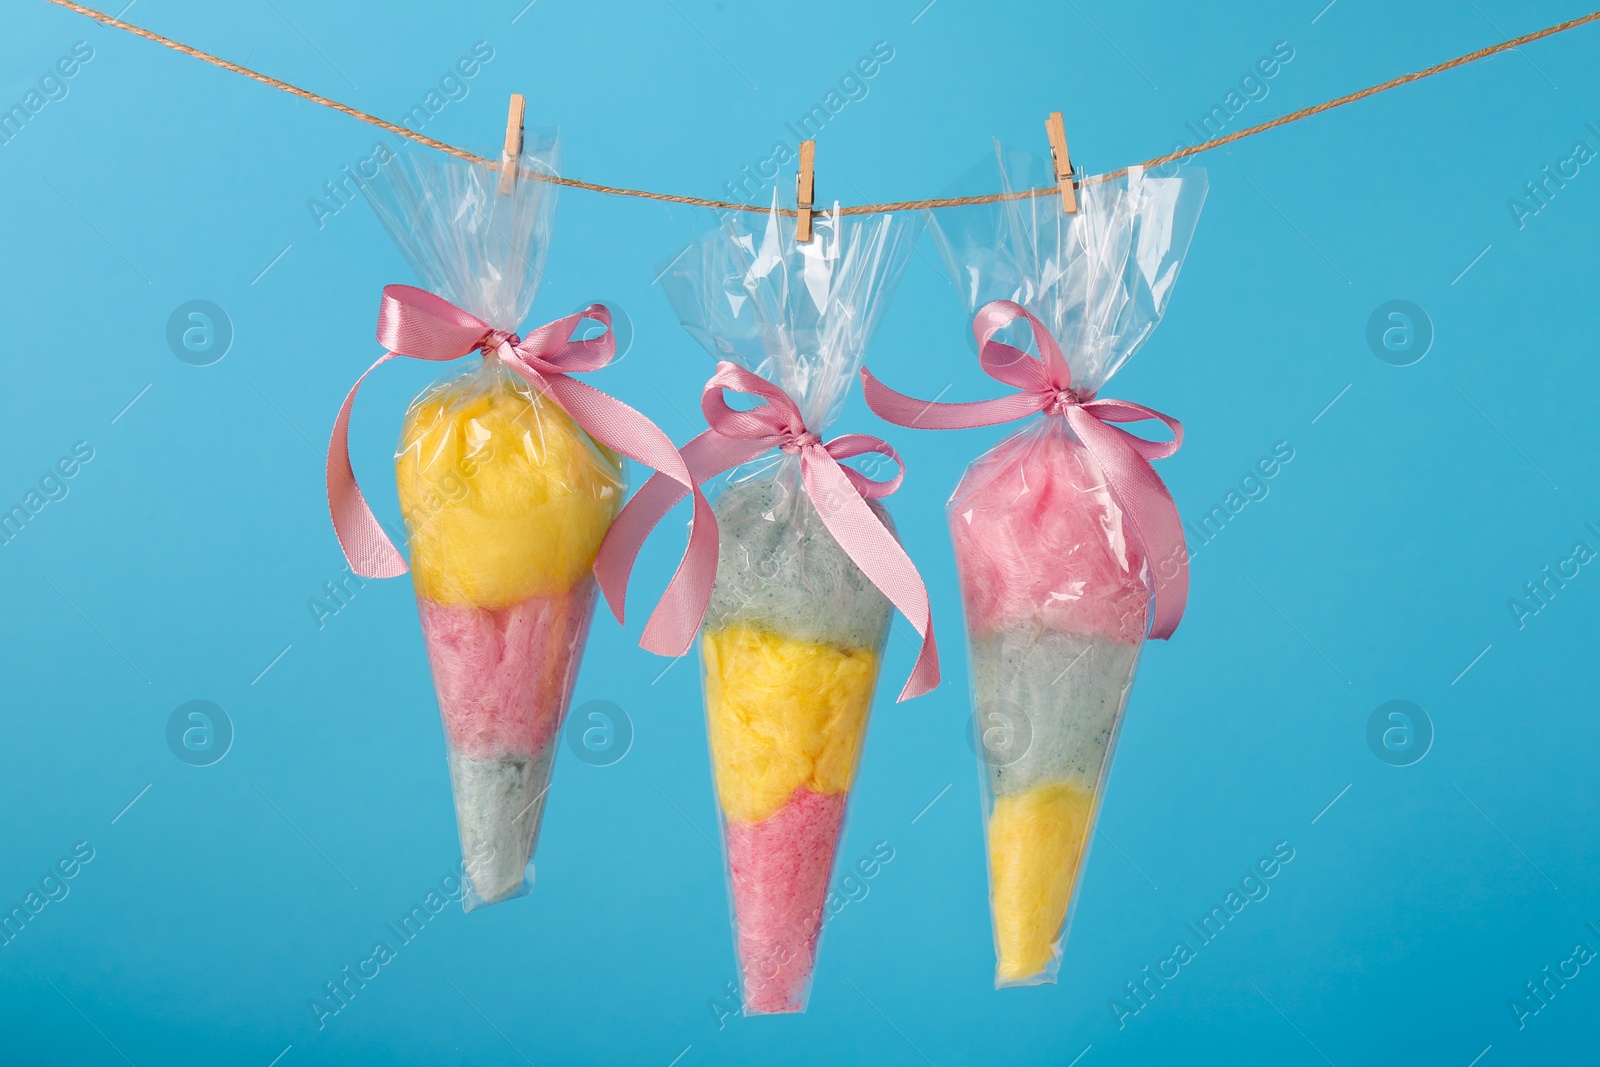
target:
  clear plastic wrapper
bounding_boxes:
[927,151,1206,985]
[659,202,914,1013]
[365,136,626,909]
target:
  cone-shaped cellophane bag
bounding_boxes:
[928,150,1206,985]
[659,202,915,1013]
[365,135,625,909]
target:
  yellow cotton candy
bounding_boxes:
[395,367,624,607]
[702,625,879,823]
[989,780,1096,983]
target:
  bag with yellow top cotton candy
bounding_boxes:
[363,132,625,910]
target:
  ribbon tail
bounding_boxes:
[542,375,689,478]
[592,430,765,657]
[635,486,717,657]
[859,368,1044,430]
[801,453,940,701]
[594,466,696,624]
[634,433,763,656]
[1069,410,1189,641]
[1120,465,1187,640]
[1147,526,1189,639]
[327,352,408,578]
[535,372,705,623]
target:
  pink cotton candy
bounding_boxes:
[950,420,1148,644]
[724,786,847,1014]
[416,585,596,761]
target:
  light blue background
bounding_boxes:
[3,1,1598,1063]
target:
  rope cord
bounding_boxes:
[40,0,1600,215]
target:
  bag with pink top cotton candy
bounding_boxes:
[863,146,1206,986]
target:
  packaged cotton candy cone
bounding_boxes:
[325,132,694,911]
[954,418,1144,985]
[703,473,891,1013]
[396,357,622,908]
[636,199,936,1013]
[862,149,1206,985]
[368,139,624,909]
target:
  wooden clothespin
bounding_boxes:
[1044,111,1078,214]
[498,93,526,195]
[795,140,816,243]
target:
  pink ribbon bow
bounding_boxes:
[594,360,940,701]
[326,284,711,590]
[859,298,1189,640]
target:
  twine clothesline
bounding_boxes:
[39,0,1600,215]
